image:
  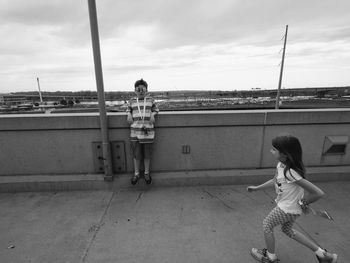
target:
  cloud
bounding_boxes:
[95,0,350,49]
[1,0,350,92]
[0,0,85,25]
[2,0,350,53]
[0,0,91,49]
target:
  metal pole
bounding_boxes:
[275,25,288,109]
[37,77,43,103]
[87,0,113,181]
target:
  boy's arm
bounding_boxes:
[247,179,274,192]
[127,112,133,124]
[150,98,159,123]
[151,98,159,114]
[126,101,133,124]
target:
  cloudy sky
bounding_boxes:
[1,0,350,93]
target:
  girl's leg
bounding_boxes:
[282,221,337,261]
[259,206,296,260]
[252,206,299,261]
[263,206,284,254]
[291,229,319,251]
[282,221,318,251]
[251,207,281,262]
[280,216,319,251]
[264,232,275,254]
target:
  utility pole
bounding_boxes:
[36,77,43,103]
[87,0,114,181]
[275,25,288,109]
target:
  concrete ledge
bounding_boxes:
[3,109,350,131]
[2,109,350,176]
[0,166,349,192]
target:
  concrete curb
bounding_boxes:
[0,166,349,193]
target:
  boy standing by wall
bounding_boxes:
[126,79,159,185]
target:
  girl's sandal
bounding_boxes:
[131,175,139,185]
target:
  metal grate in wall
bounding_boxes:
[322,135,348,155]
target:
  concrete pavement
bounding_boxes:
[0,181,349,263]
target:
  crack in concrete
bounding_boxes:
[80,191,115,263]
[135,192,143,203]
[202,189,235,211]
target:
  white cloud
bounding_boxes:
[1,0,350,92]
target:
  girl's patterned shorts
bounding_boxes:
[263,206,300,238]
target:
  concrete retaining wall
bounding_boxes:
[1,109,350,176]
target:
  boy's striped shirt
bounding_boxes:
[127,96,159,143]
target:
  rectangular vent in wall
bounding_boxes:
[322,135,348,155]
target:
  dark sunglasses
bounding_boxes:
[136,86,147,92]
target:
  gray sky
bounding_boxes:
[1,0,350,92]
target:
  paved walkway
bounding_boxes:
[0,181,349,263]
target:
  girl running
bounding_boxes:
[247,134,337,262]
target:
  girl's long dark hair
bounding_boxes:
[272,135,306,179]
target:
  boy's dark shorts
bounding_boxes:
[131,141,152,159]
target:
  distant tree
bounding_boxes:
[68,100,74,107]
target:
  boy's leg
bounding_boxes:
[143,143,152,175]
[133,159,141,176]
[144,159,150,175]
[131,141,142,183]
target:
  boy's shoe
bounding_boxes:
[131,175,139,185]
[251,248,279,263]
[316,249,338,263]
[144,173,152,185]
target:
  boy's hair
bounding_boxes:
[272,134,305,179]
[134,78,148,89]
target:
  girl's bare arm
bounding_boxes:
[295,179,325,204]
[247,179,274,192]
